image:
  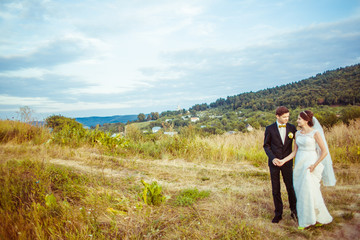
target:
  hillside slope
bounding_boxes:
[198,64,360,111]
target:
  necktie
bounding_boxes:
[279,124,286,128]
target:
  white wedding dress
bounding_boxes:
[293,129,333,228]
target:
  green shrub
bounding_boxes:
[93,131,129,153]
[315,111,339,129]
[45,115,82,132]
[341,106,360,125]
[50,124,87,147]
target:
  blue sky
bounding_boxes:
[1,0,360,120]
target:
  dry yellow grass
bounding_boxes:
[0,120,359,239]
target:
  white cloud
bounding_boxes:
[1,0,360,118]
[0,68,50,79]
[0,95,49,107]
[0,94,145,113]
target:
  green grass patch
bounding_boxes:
[174,188,210,207]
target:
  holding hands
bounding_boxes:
[273,159,317,172]
[272,158,286,167]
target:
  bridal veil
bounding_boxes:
[313,117,336,186]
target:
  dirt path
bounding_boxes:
[48,157,266,192]
[50,158,148,181]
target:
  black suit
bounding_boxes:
[263,122,297,218]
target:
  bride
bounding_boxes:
[276,110,336,229]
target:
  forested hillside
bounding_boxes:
[191,64,360,112]
[78,64,360,132]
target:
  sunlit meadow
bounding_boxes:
[0,119,359,239]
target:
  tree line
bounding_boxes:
[192,63,360,112]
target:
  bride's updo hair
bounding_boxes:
[300,110,314,127]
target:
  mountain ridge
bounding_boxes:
[76,114,138,127]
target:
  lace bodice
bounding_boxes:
[296,129,317,152]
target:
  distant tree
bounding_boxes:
[189,109,197,116]
[173,118,188,127]
[146,114,152,121]
[45,115,83,132]
[190,103,208,111]
[151,112,159,120]
[137,113,146,122]
[17,106,34,122]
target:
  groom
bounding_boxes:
[263,106,297,223]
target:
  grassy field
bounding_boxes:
[0,119,359,239]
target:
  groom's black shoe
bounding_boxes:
[272,215,282,223]
[291,212,298,222]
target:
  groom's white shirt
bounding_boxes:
[276,121,286,144]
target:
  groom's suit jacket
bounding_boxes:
[263,122,297,167]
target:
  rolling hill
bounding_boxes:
[76,64,360,127]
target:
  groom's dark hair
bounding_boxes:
[275,106,289,116]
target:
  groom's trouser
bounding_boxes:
[270,164,297,217]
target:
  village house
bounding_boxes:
[190,117,200,122]
[246,124,253,131]
[152,126,162,133]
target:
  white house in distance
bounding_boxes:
[152,126,162,133]
[190,117,200,122]
[246,124,253,131]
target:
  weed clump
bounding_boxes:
[0,159,93,239]
[141,180,166,206]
